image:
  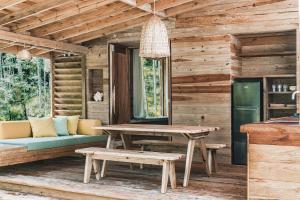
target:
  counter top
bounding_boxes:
[240,117,300,146]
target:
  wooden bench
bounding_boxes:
[132,140,226,174]
[76,147,185,193]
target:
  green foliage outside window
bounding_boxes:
[0,53,51,121]
[142,58,163,118]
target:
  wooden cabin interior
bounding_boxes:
[0,0,299,199]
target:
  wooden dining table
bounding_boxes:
[94,124,220,187]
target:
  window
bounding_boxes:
[0,53,51,120]
[132,49,169,119]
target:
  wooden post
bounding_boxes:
[297,0,300,113]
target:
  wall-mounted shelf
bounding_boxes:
[87,69,103,101]
[268,91,294,94]
[241,51,296,58]
[268,107,296,110]
[265,76,296,120]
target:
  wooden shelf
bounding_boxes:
[235,74,296,79]
[268,91,294,94]
[241,51,296,58]
[268,107,296,110]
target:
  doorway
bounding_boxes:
[109,43,171,125]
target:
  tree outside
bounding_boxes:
[0,53,51,121]
[142,58,163,118]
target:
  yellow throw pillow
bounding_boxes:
[66,116,80,135]
[29,117,57,138]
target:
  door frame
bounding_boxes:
[108,43,172,125]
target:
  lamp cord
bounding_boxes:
[153,0,155,16]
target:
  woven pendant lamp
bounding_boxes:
[139,4,170,58]
[17,49,32,61]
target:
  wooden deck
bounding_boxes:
[0,156,246,200]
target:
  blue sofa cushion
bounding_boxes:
[0,135,107,151]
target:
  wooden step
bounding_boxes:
[54,68,82,75]
[54,104,82,110]
[54,98,82,104]
[54,80,82,87]
[54,74,82,80]
[54,86,82,93]
[54,62,81,68]
[55,110,82,115]
[55,92,82,98]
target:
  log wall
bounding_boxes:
[84,0,298,163]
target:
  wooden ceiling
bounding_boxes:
[0,0,206,57]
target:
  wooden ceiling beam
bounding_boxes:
[0,30,89,54]
[136,0,158,6]
[11,0,117,32]
[0,44,51,58]
[69,15,152,44]
[31,2,131,37]
[0,0,27,11]
[51,9,147,41]
[155,0,195,11]
[165,0,225,17]
[64,0,195,43]
[0,0,75,26]
[119,0,166,17]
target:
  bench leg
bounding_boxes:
[93,159,101,180]
[121,134,133,170]
[169,161,176,189]
[161,161,170,193]
[211,149,217,173]
[198,138,211,177]
[207,149,212,175]
[84,154,93,183]
[183,139,195,187]
[140,145,144,170]
[101,134,115,178]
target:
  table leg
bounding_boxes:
[93,160,101,180]
[169,161,176,189]
[84,154,93,183]
[120,134,133,169]
[101,133,115,178]
[197,138,211,176]
[183,139,195,187]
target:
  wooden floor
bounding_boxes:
[0,157,246,200]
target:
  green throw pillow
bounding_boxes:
[54,117,69,136]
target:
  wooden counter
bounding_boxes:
[241,119,300,200]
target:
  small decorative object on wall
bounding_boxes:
[139,0,170,59]
[93,91,103,102]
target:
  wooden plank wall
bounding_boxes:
[249,144,300,199]
[239,33,296,76]
[173,0,297,38]
[85,40,109,124]
[171,35,233,149]
[83,0,298,163]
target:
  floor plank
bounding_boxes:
[0,189,58,200]
[0,156,246,200]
